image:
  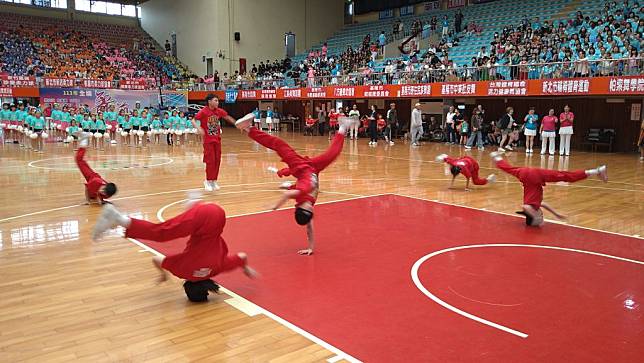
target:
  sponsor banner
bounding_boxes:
[0,87,13,97]
[225,88,238,103]
[82,79,112,89]
[44,78,76,88]
[0,75,37,87]
[119,79,148,90]
[39,88,187,112]
[183,77,644,101]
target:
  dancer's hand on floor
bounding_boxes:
[297,248,314,256]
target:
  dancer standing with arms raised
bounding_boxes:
[193,94,238,192]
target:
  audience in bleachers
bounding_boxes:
[0,13,195,84]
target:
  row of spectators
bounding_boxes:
[0,23,194,83]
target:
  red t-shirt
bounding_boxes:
[86,176,107,200]
[541,115,557,131]
[377,118,386,130]
[306,118,316,126]
[195,106,229,143]
[445,156,477,179]
[559,112,574,128]
[329,112,339,126]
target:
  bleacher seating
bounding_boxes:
[292,0,636,70]
[0,12,194,82]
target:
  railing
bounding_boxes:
[168,57,644,91]
[5,58,643,92]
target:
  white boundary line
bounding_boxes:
[128,193,384,363]
[27,155,174,170]
[411,243,644,338]
[393,193,644,240]
[227,138,644,188]
[155,190,369,222]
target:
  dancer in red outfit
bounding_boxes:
[235,115,353,255]
[490,152,608,226]
[435,154,496,190]
[92,201,257,302]
[75,132,117,204]
[193,94,238,192]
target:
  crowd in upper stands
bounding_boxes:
[465,0,644,81]
[1,1,642,90]
[0,20,194,84]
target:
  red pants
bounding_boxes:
[75,148,100,182]
[203,141,222,181]
[248,127,345,173]
[125,203,244,281]
[496,159,587,208]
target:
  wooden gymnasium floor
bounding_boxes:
[0,131,642,362]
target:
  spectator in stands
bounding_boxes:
[165,40,171,56]
[378,31,386,54]
[441,15,449,38]
[455,9,464,33]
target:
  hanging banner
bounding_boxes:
[0,87,13,97]
[119,79,148,90]
[39,88,187,112]
[0,75,37,87]
[186,76,644,101]
[81,79,112,89]
[43,78,76,88]
[225,88,238,103]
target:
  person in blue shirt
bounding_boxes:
[32,111,47,153]
[95,114,107,150]
[253,107,261,129]
[129,110,141,147]
[523,108,539,153]
[151,115,162,144]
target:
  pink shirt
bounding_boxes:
[559,112,574,127]
[542,115,557,131]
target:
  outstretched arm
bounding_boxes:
[298,221,315,256]
[222,115,237,126]
[541,202,566,220]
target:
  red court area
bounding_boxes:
[139,195,644,362]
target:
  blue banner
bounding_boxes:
[225,89,238,104]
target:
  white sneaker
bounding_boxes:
[490,151,503,160]
[204,180,213,192]
[597,165,608,183]
[78,132,91,148]
[505,145,513,151]
[525,149,530,154]
[211,181,221,191]
[267,166,279,173]
[464,146,472,150]
[279,181,293,189]
[93,204,124,240]
[478,147,485,151]
[497,147,505,152]
[389,141,394,145]
[235,114,254,130]
[487,174,497,183]
[435,153,448,162]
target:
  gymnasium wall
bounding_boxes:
[140,0,345,76]
[0,2,139,27]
